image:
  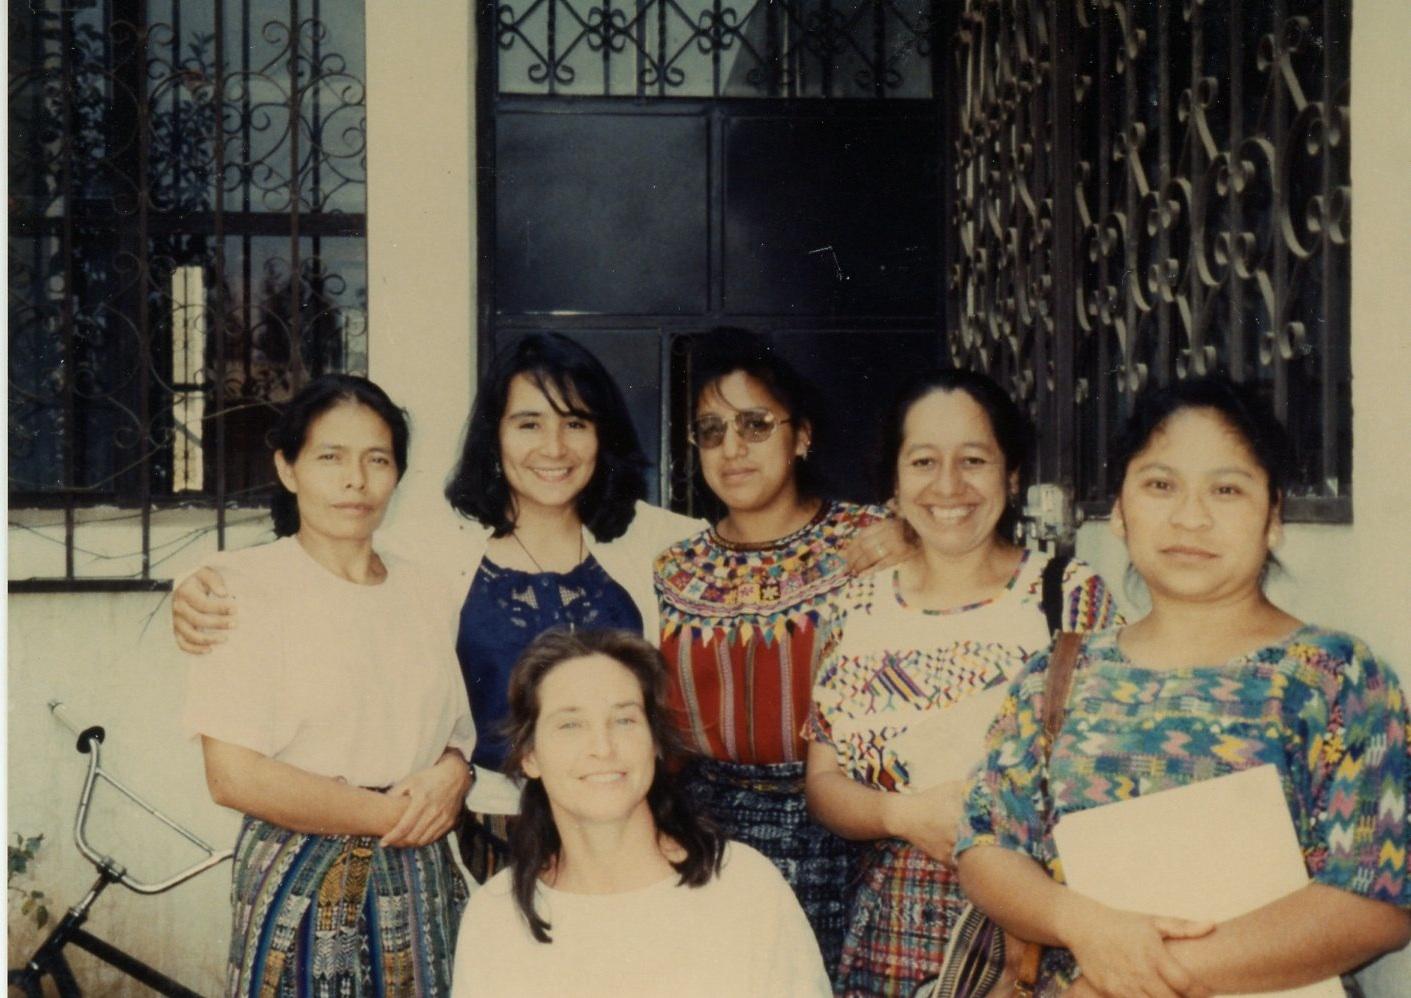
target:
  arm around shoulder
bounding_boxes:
[630,500,707,553]
[1060,558,1123,631]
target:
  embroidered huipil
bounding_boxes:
[655,501,886,764]
[958,625,1411,995]
[807,553,1117,997]
[809,552,1117,791]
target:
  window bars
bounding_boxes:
[494,0,934,98]
[8,0,369,586]
[943,0,1351,521]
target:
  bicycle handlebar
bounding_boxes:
[48,700,233,895]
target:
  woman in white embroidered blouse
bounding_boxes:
[803,368,1117,996]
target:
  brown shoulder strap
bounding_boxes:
[1011,632,1085,995]
[1041,632,1083,751]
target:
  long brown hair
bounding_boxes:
[502,629,725,943]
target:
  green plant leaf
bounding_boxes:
[8,832,45,883]
[36,906,50,928]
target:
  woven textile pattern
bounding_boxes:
[655,500,885,764]
[960,625,1411,993]
[682,757,859,980]
[458,554,642,770]
[226,816,466,997]
[809,554,1117,994]
[836,839,966,998]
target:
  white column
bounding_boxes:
[364,0,479,528]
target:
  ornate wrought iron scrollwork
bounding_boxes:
[9,1,370,573]
[946,0,1351,518]
[493,0,932,98]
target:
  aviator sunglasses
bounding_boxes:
[688,408,793,449]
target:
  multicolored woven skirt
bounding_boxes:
[456,808,514,885]
[836,837,966,998]
[680,757,858,979]
[225,815,466,997]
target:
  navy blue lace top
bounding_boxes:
[456,554,643,769]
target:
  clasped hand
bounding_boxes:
[1061,900,1215,998]
[379,751,472,848]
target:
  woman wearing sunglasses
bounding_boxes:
[654,331,904,976]
[172,334,897,887]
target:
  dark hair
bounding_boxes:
[502,629,725,944]
[878,367,1032,541]
[687,328,825,504]
[269,374,410,537]
[444,334,648,541]
[1112,376,1290,506]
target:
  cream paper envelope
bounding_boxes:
[1053,763,1339,998]
[886,685,1008,792]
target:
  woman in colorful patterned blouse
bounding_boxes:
[957,377,1411,997]
[654,332,904,975]
[804,369,1117,996]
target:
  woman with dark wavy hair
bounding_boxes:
[452,629,829,997]
[174,333,901,883]
[173,333,704,876]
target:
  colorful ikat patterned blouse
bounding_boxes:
[808,552,1117,791]
[655,500,884,764]
[958,625,1411,992]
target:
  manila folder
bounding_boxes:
[1052,763,1340,998]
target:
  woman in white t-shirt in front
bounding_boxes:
[183,374,475,996]
[452,628,829,997]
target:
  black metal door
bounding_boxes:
[477,0,945,513]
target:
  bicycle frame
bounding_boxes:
[8,702,233,998]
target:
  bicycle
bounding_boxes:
[8,701,233,997]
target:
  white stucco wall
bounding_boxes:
[6,1,1410,991]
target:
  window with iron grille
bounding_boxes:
[493,0,934,98]
[8,0,368,586]
[941,0,1352,523]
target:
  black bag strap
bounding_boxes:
[1040,552,1072,636]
